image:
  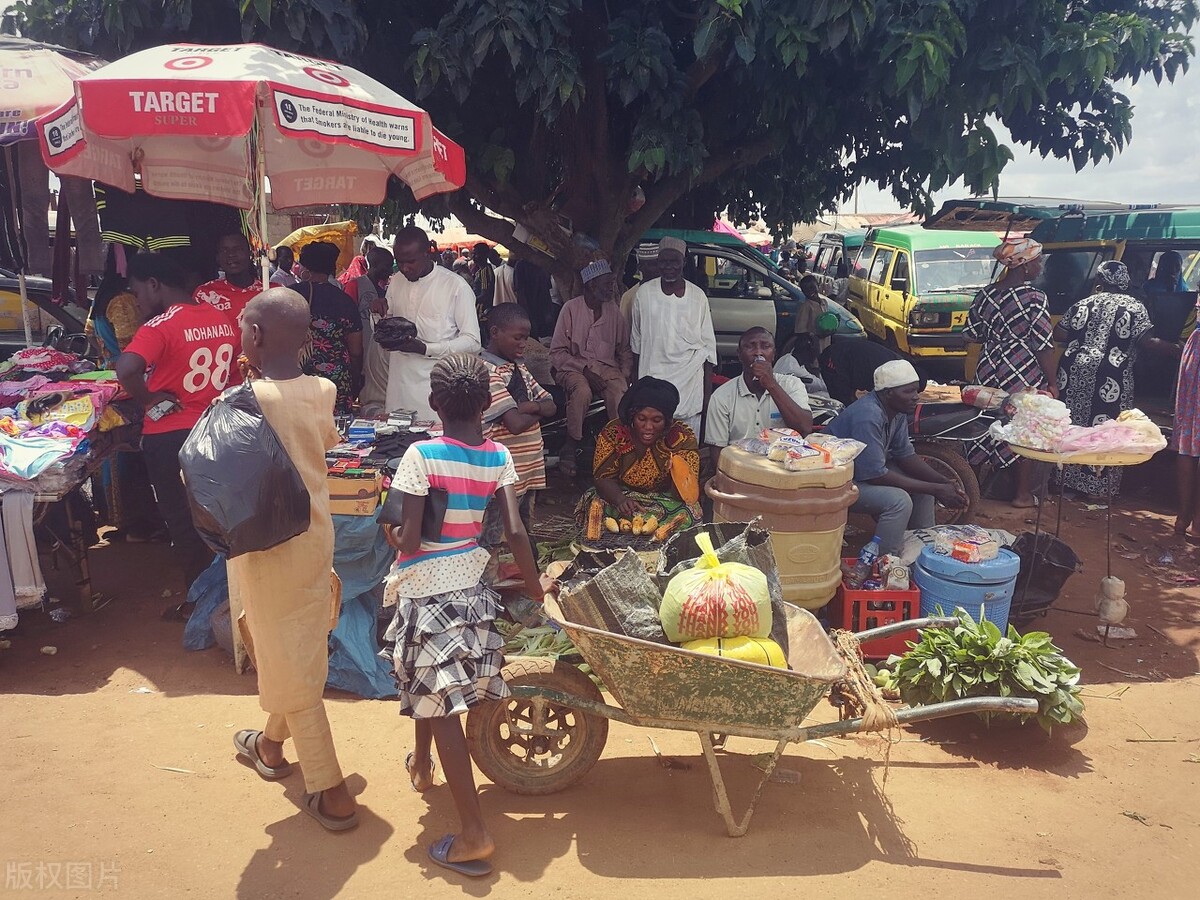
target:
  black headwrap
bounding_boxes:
[619,376,680,425]
[298,241,341,276]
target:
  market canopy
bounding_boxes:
[0,36,103,146]
[37,42,466,210]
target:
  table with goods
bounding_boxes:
[0,349,140,626]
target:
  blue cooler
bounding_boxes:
[914,546,1022,631]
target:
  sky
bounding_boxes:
[850,54,1200,214]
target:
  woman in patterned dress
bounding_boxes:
[294,242,363,414]
[1054,261,1174,498]
[963,237,1057,508]
[575,376,702,536]
[1174,292,1200,540]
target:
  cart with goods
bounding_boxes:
[466,596,1036,837]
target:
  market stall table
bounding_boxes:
[1008,443,1153,637]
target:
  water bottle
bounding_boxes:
[846,535,882,590]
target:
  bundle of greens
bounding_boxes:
[874,607,1084,733]
[496,620,603,689]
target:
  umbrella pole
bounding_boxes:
[256,138,271,285]
[4,145,34,348]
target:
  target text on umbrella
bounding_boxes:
[272,89,416,153]
[128,90,221,126]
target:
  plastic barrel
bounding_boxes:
[707,447,858,610]
[914,546,1022,631]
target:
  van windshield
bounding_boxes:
[914,247,997,293]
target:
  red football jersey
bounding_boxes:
[125,302,238,435]
[193,278,261,386]
[193,278,262,324]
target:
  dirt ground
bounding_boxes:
[3,454,1199,899]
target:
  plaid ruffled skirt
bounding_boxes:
[380,581,510,719]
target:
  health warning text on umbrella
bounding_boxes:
[272,89,416,153]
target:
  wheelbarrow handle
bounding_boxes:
[851,615,960,645]
[803,695,1040,740]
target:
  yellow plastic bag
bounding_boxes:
[682,636,787,669]
[659,533,771,642]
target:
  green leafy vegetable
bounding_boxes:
[874,607,1084,734]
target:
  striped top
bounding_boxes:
[384,437,517,602]
[481,351,550,494]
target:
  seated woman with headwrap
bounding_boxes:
[575,376,702,540]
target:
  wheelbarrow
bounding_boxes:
[466,598,1037,837]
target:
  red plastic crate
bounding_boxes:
[833,558,922,660]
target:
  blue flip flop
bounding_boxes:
[428,835,493,878]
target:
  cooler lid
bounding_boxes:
[916,546,1021,583]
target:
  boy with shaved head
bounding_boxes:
[229,287,358,832]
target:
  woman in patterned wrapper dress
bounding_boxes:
[963,236,1057,508]
[1054,261,1178,499]
[574,376,702,538]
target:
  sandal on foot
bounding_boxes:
[233,729,293,780]
[428,834,493,877]
[301,791,359,833]
[405,751,437,792]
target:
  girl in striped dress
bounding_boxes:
[382,353,545,878]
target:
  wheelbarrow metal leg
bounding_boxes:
[698,732,788,838]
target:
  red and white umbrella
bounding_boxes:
[37,43,466,279]
[0,37,104,346]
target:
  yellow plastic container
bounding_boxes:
[707,447,858,610]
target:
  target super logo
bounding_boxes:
[164,56,213,71]
[304,66,350,88]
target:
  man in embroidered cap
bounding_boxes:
[550,258,632,476]
[630,236,718,437]
[827,359,966,554]
[621,243,661,325]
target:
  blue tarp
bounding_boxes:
[182,512,398,699]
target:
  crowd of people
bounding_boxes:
[78,219,1198,874]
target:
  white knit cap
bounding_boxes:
[874,359,921,391]
[635,243,659,261]
[657,236,686,256]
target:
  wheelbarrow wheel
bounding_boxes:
[466,657,608,796]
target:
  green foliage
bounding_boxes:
[11,0,1197,268]
[875,607,1085,734]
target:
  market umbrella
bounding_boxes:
[37,42,467,281]
[0,36,103,346]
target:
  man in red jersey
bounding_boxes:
[117,251,238,619]
[194,232,262,385]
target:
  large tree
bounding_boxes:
[13,0,1198,278]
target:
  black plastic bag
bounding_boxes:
[179,383,310,559]
[373,316,418,350]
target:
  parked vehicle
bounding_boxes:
[925,198,1199,429]
[0,269,87,361]
[643,228,866,363]
[808,228,868,304]
[847,226,1001,361]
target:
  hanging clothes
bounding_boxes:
[1,490,45,609]
[15,140,103,275]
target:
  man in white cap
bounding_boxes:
[550,258,632,475]
[827,359,966,554]
[631,236,718,437]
